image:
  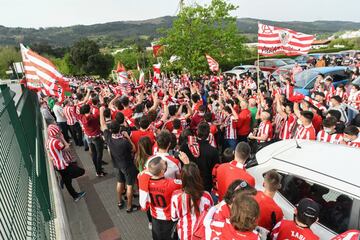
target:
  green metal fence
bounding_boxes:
[0,85,55,240]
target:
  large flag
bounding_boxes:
[205,54,219,72]
[20,44,70,102]
[153,63,161,86]
[258,23,315,56]
[151,42,162,57]
[115,63,128,84]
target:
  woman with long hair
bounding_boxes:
[135,136,153,172]
[171,162,213,240]
[194,192,260,240]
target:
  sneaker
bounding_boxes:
[74,191,86,202]
[148,223,152,230]
[126,204,140,213]
[118,200,125,209]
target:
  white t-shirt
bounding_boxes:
[53,104,67,123]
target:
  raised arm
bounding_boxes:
[148,92,159,112]
[108,94,120,111]
[275,94,287,118]
[99,106,108,131]
[293,102,301,118]
[77,89,91,105]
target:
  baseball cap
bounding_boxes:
[296,198,320,225]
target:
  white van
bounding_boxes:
[247,140,360,239]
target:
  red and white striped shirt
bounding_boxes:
[63,105,77,126]
[279,114,296,140]
[273,113,285,137]
[348,91,360,110]
[332,230,360,240]
[171,190,213,240]
[345,136,360,148]
[224,115,237,139]
[257,120,273,143]
[336,90,349,103]
[316,130,343,144]
[213,200,230,221]
[325,85,336,103]
[47,137,68,170]
[294,124,316,140]
[201,207,260,240]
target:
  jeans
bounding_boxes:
[89,136,104,174]
[68,122,83,146]
[224,139,238,151]
[57,121,70,143]
[83,135,89,150]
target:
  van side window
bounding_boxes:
[277,172,353,234]
[331,71,349,83]
[259,61,265,67]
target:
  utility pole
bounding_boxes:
[179,0,184,13]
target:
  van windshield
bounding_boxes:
[294,69,319,88]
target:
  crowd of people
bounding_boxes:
[42,61,360,239]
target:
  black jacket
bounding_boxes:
[180,139,220,192]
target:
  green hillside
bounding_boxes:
[1,16,360,47]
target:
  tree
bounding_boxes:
[113,46,142,70]
[85,53,114,78]
[0,47,21,79]
[69,39,100,75]
[159,0,249,75]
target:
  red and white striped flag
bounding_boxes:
[153,63,161,86]
[20,44,70,102]
[205,54,219,72]
[258,23,315,56]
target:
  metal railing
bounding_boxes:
[0,84,71,239]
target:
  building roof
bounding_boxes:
[312,39,331,45]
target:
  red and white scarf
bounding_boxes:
[187,136,200,158]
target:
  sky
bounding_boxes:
[1,0,359,28]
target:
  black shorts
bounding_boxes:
[116,166,138,185]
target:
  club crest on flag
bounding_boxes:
[261,24,273,34]
[279,30,291,45]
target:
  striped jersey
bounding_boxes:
[224,115,237,139]
[202,208,260,240]
[346,136,360,148]
[47,137,69,170]
[257,120,273,143]
[63,105,77,126]
[279,114,296,140]
[316,130,343,144]
[171,190,213,240]
[294,124,316,140]
[273,113,285,137]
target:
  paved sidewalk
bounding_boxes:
[61,145,152,240]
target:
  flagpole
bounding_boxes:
[257,51,260,91]
[257,21,260,92]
